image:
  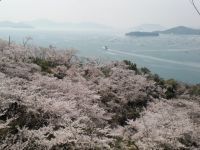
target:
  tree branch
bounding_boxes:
[190,0,200,16]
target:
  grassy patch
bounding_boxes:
[141,67,151,75]
[101,67,111,77]
[165,79,178,89]
[189,84,200,96]
[164,79,178,99]
[32,57,58,73]
[0,127,18,140]
[100,91,147,126]
[112,137,139,150]
[54,72,66,79]
[123,60,140,74]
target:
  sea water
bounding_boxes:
[0,29,200,84]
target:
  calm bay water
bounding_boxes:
[0,29,200,84]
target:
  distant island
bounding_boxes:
[158,26,200,35]
[126,26,200,37]
[0,21,33,29]
[126,31,159,37]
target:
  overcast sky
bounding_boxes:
[0,0,200,28]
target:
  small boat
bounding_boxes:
[103,46,109,50]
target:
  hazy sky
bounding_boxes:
[0,0,200,28]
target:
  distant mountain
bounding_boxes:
[26,19,112,30]
[158,26,200,35]
[0,21,33,28]
[132,24,166,32]
[0,20,112,30]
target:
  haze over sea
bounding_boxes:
[0,28,200,84]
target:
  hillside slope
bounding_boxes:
[0,39,199,150]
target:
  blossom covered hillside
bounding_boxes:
[0,39,199,150]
